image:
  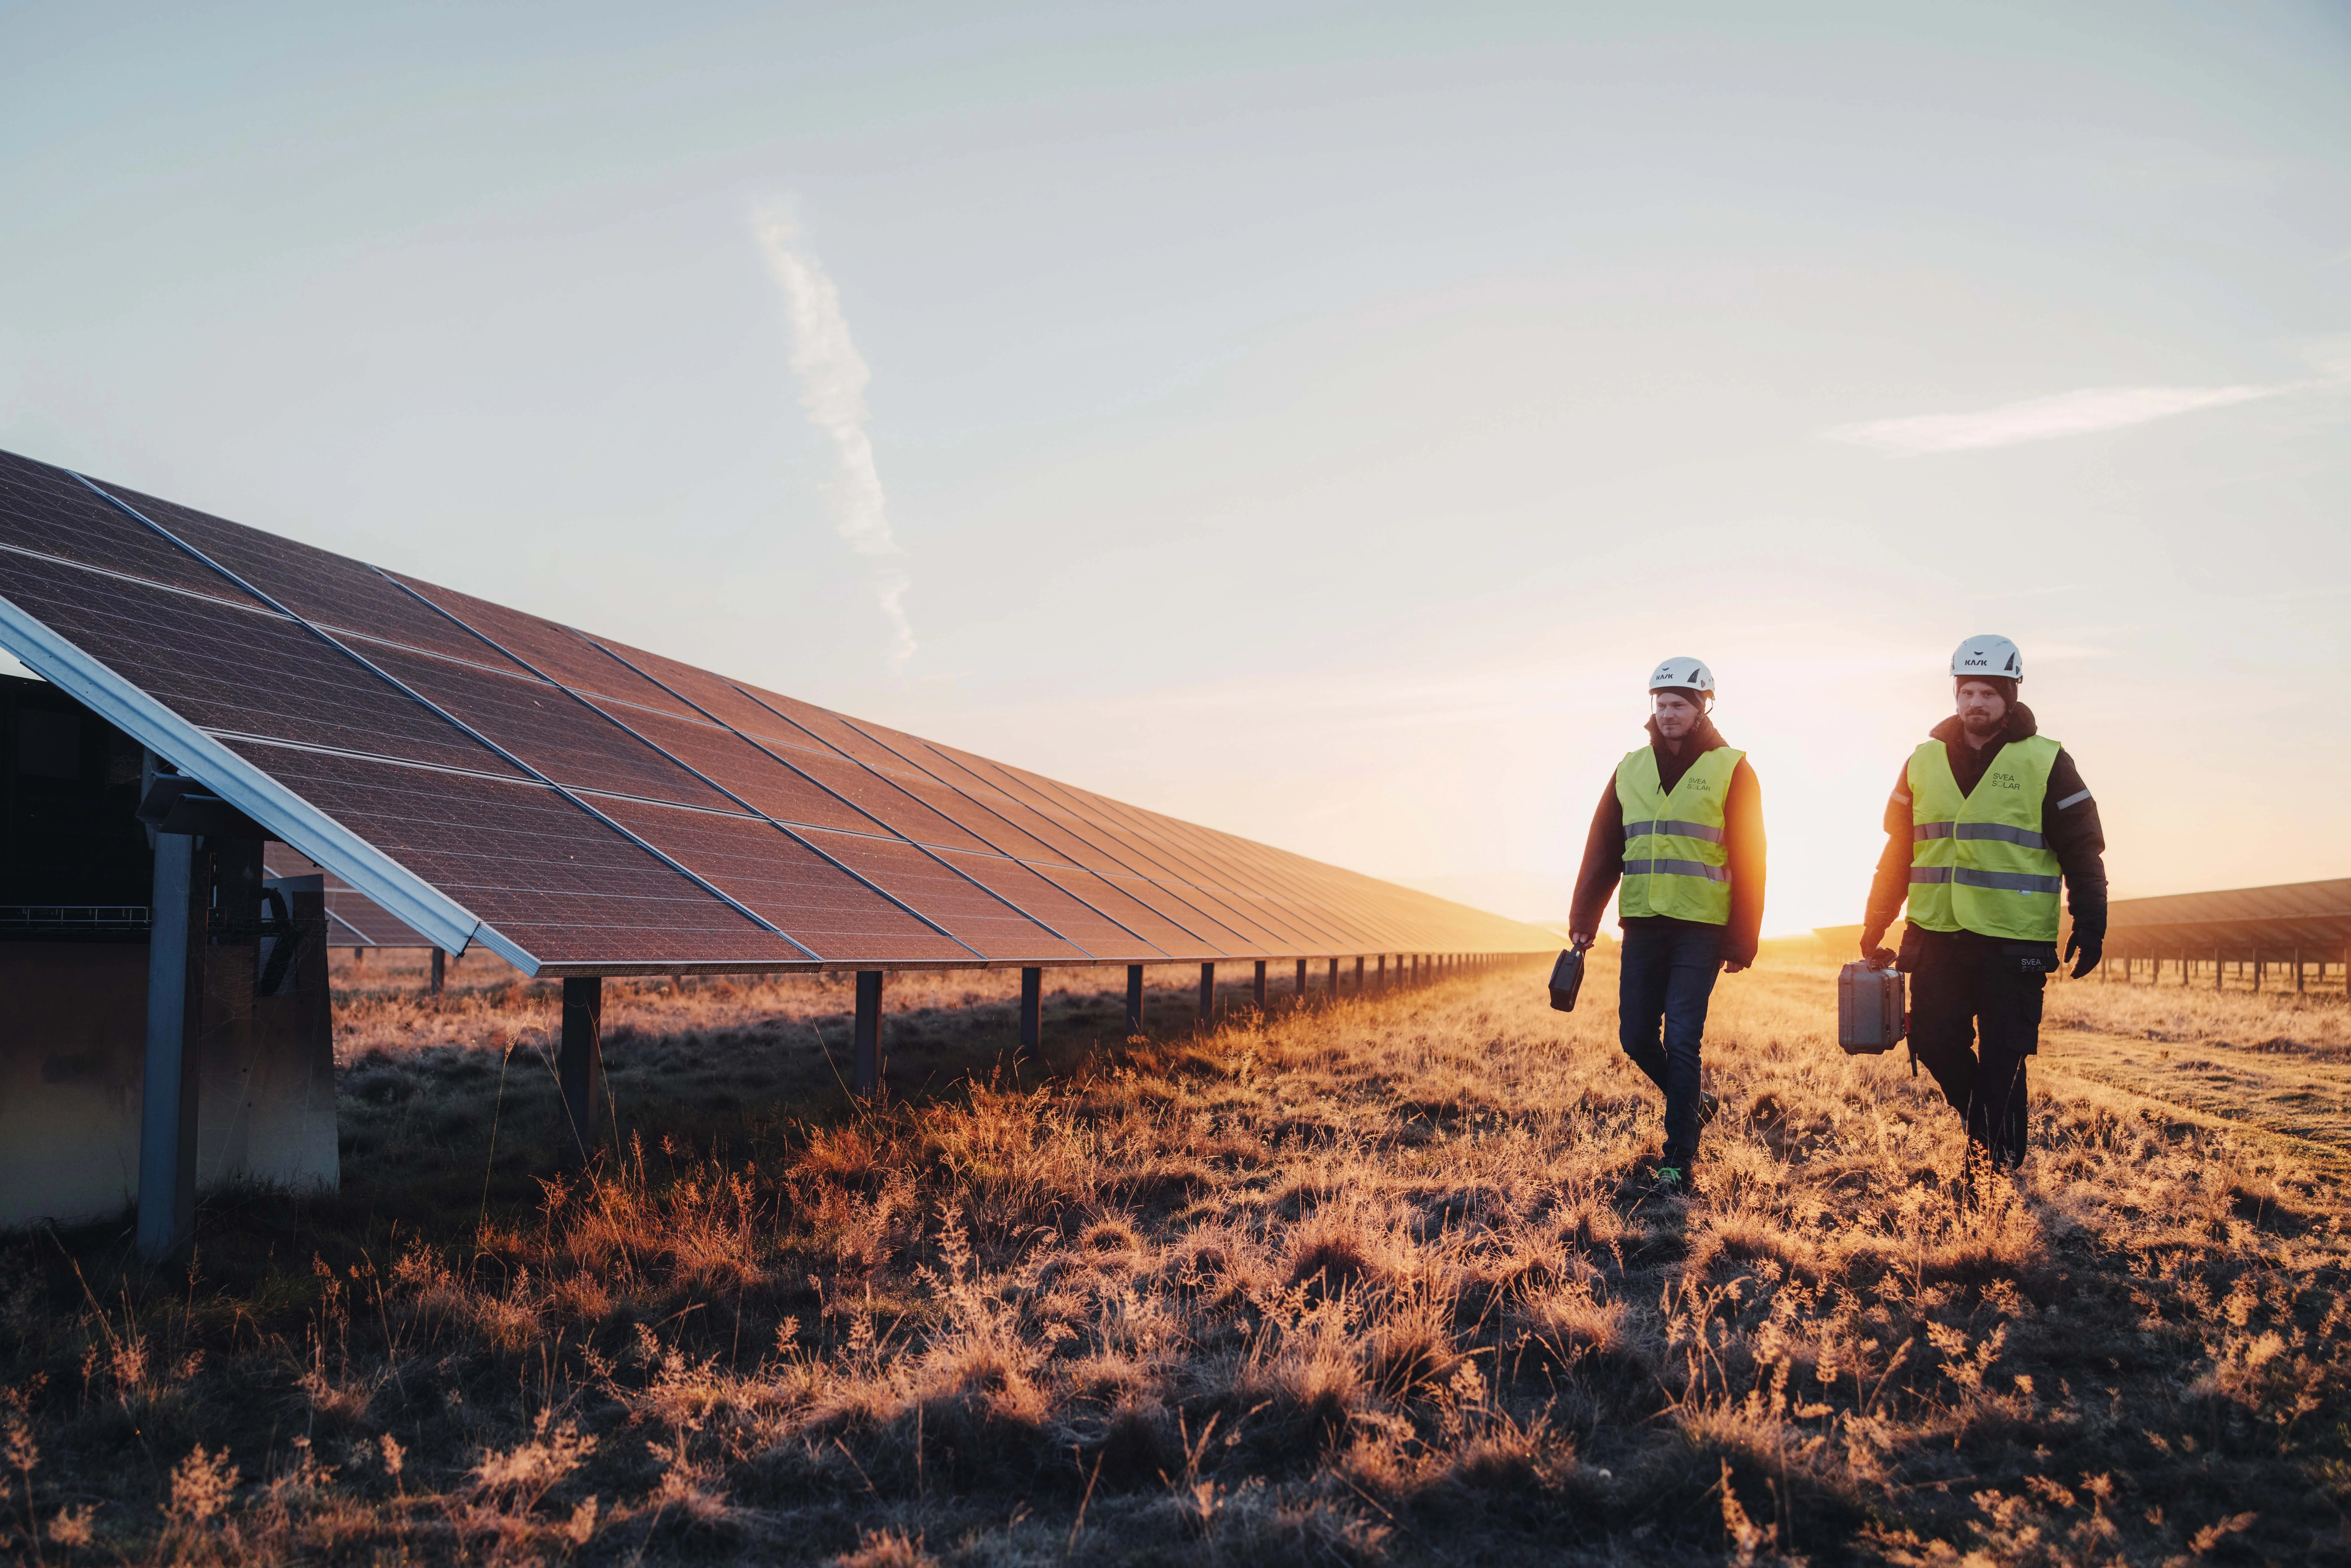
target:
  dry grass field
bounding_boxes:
[3,948,2347,1566]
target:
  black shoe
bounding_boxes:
[1697,1091,1721,1127]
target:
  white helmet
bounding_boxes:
[1951,634,2023,683]
[1647,657,1715,696]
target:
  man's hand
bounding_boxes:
[1568,930,1595,952]
[1860,928,1895,970]
[2064,932,2101,979]
[1722,960,1749,974]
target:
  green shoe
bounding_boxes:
[1652,1164,1692,1197]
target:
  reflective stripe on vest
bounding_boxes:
[1623,818,1726,845]
[1905,734,2062,941]
[1614,744,1742,925]
[1626,857,1730,883]
[1911,821,2046,849]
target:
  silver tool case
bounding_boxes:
[1837,961,1906,1055]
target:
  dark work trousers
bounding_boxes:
[1617,921,1723,1166]
[1905,933,2049,1167]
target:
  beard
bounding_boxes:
[1961,710,2003,740]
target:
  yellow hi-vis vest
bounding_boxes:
[1906,734,2062,942]
[1615,744,1741,924]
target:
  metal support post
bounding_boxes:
[1126,964,1145,1034]
[430,948,446,996]
[2214,949,2222,991]
[1328,956,1340,998]
[1294,958,1307,1003]
[853,971,883,1096]
[1253,959,1267,1012]
[1376,954,1387,990]
[1354,956,1364,994]
[1198,962,1215,1026]
[1019,966,1043,1057]
[137,832,206,1262]
[560,976,605,1166]
[2296,947,2305,993]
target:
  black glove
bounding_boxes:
[2064,931,2101,979]
[1860,929,1895,971]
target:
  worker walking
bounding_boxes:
[1570,658,1766,1195]
[1858,635,2106,1177]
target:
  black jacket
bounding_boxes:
[1862,702,2106,947]
[1570,715,1766,966]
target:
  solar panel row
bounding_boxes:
[0,448,1553,974]
[2101,877,2351,959]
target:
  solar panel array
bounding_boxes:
[0,448,1553,975]
[2102,877,2351,960]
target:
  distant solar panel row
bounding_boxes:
[2102,877,2351,958]
[0,449,1552,974]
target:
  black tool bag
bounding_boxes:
[1547,946,1588,1013]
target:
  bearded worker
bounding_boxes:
[1859,634,2107,1176]
[1570,658,1766,1195]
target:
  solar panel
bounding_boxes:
[0,454,267,604]
[926,847,1166,960]
[586,797,970,963]
[770,746,1003,853]
[388,574,702,718]
[1101,870,1264,956]
[862,728,1145,875]
[592,639,838,757]
[579,701,883,835]
[223,740,801,967]
[795,830,1092,961]
[361,643,736,809]
[738,687,918,772]
[1027,862,1208,956]
[0,547,522,777]
[91,482,534,675]
[0,448,1557,974]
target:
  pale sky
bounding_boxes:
[3,2,2346,933]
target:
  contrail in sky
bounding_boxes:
[1824,345,2351,456]
[752,209,915,662]
[1825,383,2277,455]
